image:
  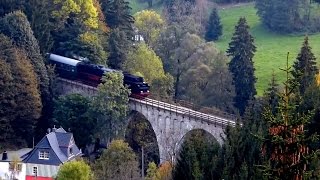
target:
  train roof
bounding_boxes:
[48,53,81,66]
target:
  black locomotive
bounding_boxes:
[48,53,150,98]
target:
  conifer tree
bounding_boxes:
[205,8,222,41]
[260,53,319,179]
[0,34,41,147]
[107,28,131,69]
[101,0,134,33]
[0,0,25,17]
[291,36,318,95]
[0,11,49,101]
[173,130,221,180]
[263,71,280,115]
[227,17,256,116]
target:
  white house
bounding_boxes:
[0,148,31,180]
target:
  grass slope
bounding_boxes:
[216,3,320,95]
[129,1,320,96]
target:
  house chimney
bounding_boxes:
[2,151,8,161]
[52,125,57,132]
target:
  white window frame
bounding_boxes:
[39,151,49,160]
[32,166,38,175]
[8,163,22,172]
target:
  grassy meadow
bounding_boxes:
[129,1,320,96]
[216,3,320,95]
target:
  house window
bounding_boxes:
[32,166,38,175]
[69,147,73,155]
[9,163,22,171]
[39,151,49,160]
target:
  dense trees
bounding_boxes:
[125,113,160,170]
[205,8,222,41]
[260,57,318,179]
[0,11,49,101]
[3,0,320,179]
[0,34,41,148]
[227,17,256,116]
[173,130,221,180]
[255,0,320,33]
[53,94,95,150]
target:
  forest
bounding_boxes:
[1,0,320,179]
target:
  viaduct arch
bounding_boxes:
[56,78,236,163]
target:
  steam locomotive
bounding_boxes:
[48,53,150,98]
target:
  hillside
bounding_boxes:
[216,4,320,95]
[129,1,320,95]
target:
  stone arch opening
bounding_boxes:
[173,129,222,179]
[181,128,219,147]
[125,110,160,170]
[174,129,220,161]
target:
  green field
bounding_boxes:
[216,4,320,95]
[129,1,320,96]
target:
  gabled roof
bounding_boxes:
[23,127,81,164]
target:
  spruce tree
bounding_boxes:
[0,34,41,147]
[0,0,25,17]
[291,36,318,95]
[263,71,280,116]
[260,54,319,179]
[205,8,222,41]
[227,17,256,116]
[101,0,134,34]
[107,28,131,69]
[0,11,49,101]
[173,130,221,180]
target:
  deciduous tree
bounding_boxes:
[227,17,256,116]
[52,0,99,29]
[134,10,165,47]
[146,162,160,180]
[93,140,140,180]
[125,43,173,98]
[56,160,92,180]
[91,72,130,143]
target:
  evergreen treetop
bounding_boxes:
[227,17,256,116]
[205,8,222,41]
[0,11,49,102]
[102,0,134,33]
[291,36,318,95]
[260,53,319,180]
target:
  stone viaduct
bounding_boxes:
[56,78,237,163]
